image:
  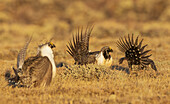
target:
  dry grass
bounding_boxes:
[0,0,170,104]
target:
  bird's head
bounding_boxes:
[101,46,113,53]
[101,46,113,59]
[48,42,56,49]
[38,42,56,49]
[38,42,56,57]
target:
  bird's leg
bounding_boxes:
[128,61,132,73]
[148,59,157,71]
[138,64,141,71]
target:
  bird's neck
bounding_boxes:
[39,46,56,78]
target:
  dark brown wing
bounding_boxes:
[83,26,94,52]
[21,56,52,87]
[66,26,94,65]
[88,51,100,64]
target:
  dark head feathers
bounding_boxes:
[100,46,113,60]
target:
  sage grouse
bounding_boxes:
[5,37,56,87]
[117,34,157,72]
[67,26,113,66]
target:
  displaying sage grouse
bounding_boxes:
[67,26,113,66]
[117,34,157,72]
[5,37,56,87]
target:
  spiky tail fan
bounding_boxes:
[5,67,21,87]
[117,34,157,71]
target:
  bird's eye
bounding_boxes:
[48,42,56,48]
[107,48,113,52]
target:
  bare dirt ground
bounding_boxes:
[0,0,170,103]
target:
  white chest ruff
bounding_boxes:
[96,52,105,65]
[39,45,56,78]
[96,52,112,66]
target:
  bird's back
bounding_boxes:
[19,55,52,87]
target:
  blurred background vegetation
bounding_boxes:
[0,0,170,41]
[0,1,170,103]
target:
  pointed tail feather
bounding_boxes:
[17,36,32,69]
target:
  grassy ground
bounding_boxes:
[0,0,170,103]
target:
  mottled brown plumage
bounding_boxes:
[117,34,157,71]
[19,56,52,87]
[67,26,113,66]
[5,39,56,88]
